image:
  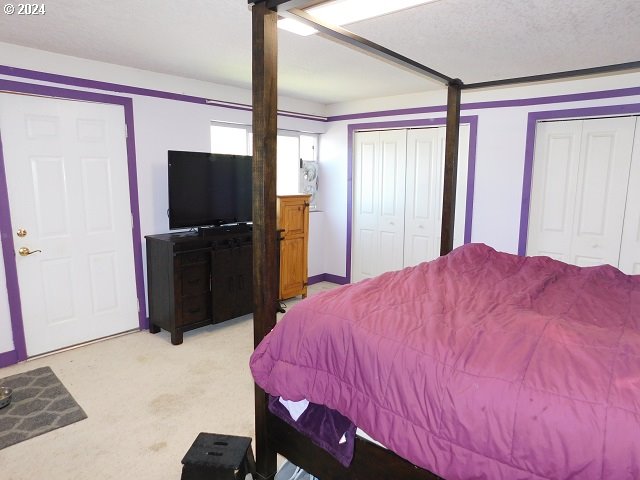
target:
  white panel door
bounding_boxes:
[527,121,584,261]
[404,125,469,267]
[619,118,640,275]
[570,117,635,267]
[404,127,442,267]
[352,129,406,282]
[0,93,139,356]
[528,117,636,268]
[352,131,379,281]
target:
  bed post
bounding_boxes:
[440,79,463,256]
[251,1,279,478]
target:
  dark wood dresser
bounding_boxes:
[145,226,253,344]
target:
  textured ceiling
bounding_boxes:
[0,0,638,105]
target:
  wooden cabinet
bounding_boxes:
[145,226,252,344]
[277,194,311,300]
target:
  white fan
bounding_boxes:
[300,161,319,209]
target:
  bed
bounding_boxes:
[246,2,640,479]
[251,243,640,479]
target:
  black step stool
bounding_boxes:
[181,433,256,480]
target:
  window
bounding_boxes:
[211,124,251,155]
[210,123,318,196]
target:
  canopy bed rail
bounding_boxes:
[248,1,640,478]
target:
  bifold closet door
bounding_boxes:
[527,116,636,268]
[404,126,469,267]
[352,130,406,282]
[619,118,640,274]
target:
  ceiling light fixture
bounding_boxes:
[278,0,439,36]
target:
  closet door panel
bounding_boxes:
[570,117,635,267]
[378,131,406,274]
[527,120,583,262]
[352,132,380,282]
[404,125,470,267]
[352,130,406,282]
[405,128,442,267]
[619,118,640,275]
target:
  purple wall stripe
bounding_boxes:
[346,116,478,283]
[328,86,640,122]
[334,105,448,122]
[0,132,27,361]
[2,65,640,127]
[517,103,640,255]
[0,78,148,364]
[0,65,327,123]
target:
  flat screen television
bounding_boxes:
[168,150,252,229]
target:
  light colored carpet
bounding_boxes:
[0,282,339,480]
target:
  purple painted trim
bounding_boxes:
[309,273,349,286]
[332,105,447,122]
[346,128,354,283]
[0,79,148,364]
[122,100,148,329]
[0,133,27,361]
[518,103,640,256]
[323,274,349,285]
[327,86,640,122]
[308,274,326,285]
[346,116,478,283]
[0,65,328,123]
[0,349,18,368]
[465,119,478,244]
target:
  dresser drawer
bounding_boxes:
[176,249,210,266]
[180,294,210,325]
[180,264,210,295]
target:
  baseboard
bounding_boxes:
[0,349,18,368]
[308,274,349,286]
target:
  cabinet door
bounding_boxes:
[279,198,308,236]
[211,246,236,324]
[233,243,253,317]
[280,236,307,300]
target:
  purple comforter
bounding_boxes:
[250,244,640,479]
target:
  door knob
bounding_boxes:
[18,247,42,257]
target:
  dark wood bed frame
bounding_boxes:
[247,2,640,478]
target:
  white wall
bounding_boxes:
[0,43,327,358]
[307,212,325,278]
[317,72,640,278]
[0,43,326,118]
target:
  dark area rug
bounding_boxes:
[0,366,87,450]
